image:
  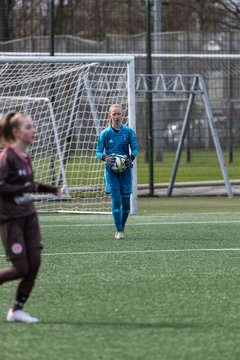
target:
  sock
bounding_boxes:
[122,195,130,231]
[112,193,122,232]
[12,291,29,311]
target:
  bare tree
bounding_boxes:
[0,0,14,40]
[213,0,240,30]
[1,0,240,43]
[54,0,145,39]
[162,0,240,32]
[12,0,49,38]
[55,0,65,35]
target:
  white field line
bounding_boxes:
[27,248,240,257]
[40,212,240,218]
[1,218,239,258]
[136,212,240,216]
[1,248,239,258]
[40,220,240,228]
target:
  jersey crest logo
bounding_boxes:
[18,169,27,176]
[11,243,23,255]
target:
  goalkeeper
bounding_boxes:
[96,104,138,239]
[0,111,61,323]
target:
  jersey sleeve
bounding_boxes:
[0,177,35,196]
[129,128,138,159]
[96,132,105,160]
[36,183,58,193]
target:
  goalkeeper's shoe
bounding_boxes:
[6,309,39,323]
[115,231,125,240]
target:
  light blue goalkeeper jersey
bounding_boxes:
[96,125,138,160]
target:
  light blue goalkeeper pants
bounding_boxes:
[105,167,132,232]
[112,194,130,232]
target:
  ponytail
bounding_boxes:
[0,111,22,145]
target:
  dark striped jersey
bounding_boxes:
[0,145,57,223]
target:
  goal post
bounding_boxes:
[0,55,137,214]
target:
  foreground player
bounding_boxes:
[0,111,61,323]
[96,104,138,239]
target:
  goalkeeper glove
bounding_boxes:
[124,156,134,168]
[24,181,59,194]
[105,153,116,167]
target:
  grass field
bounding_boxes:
[137,149,240,184]
[1,196,240,360]
[33,149,240,187]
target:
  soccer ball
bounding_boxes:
[111,155,127,173]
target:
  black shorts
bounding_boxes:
[0,214,43,260]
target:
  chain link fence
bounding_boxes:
[1,0,240,194]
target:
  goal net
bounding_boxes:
[0,56,137,213]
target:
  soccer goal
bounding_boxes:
[0,56,137,214]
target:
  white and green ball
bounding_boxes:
[111,155,127,173]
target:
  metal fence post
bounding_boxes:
[146,0,154,196]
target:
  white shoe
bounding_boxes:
[6,309,39,323]
[115,231,125,239]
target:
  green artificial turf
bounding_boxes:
[1,197,240,359]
